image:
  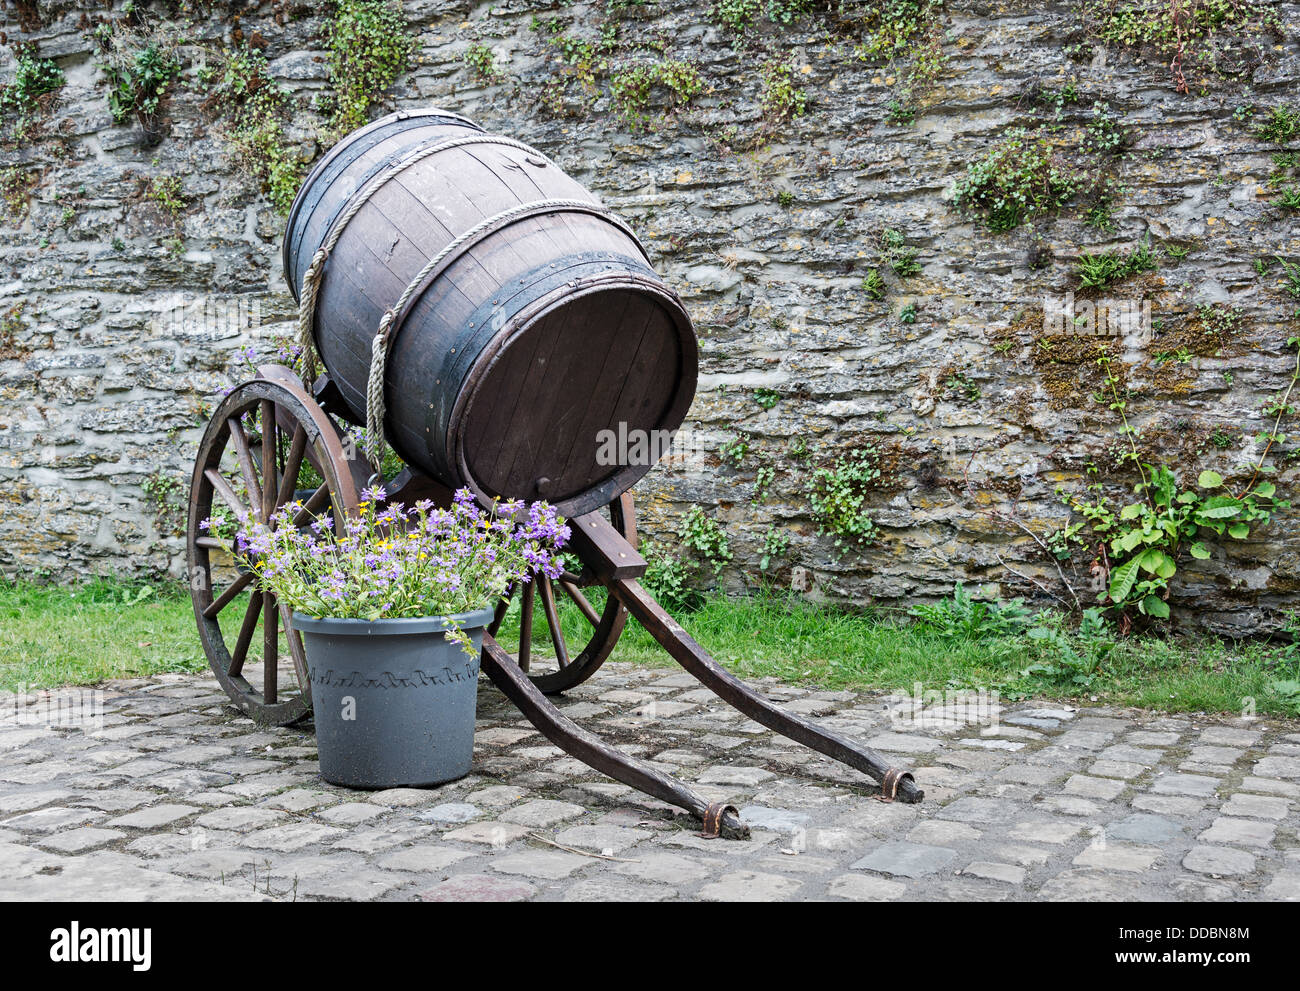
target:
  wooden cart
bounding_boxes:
[187,110,921,837]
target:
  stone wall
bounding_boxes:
[2,0,1299,633]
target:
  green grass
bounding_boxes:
[2,579,1297,718]
[0,579,207,691]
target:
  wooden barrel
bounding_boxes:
[283,109,698,518]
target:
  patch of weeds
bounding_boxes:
[806,446,884,556]
[759,58,807,122]
[142,469,186,535]
[1255,104,1300,144]
[1084,0,1282,93]
[203,44,304,215]
[146,174,187,219]
[942,369,980,402]
[953,127,1078,232]
[752,463,775,503]
[0,44,65,136]
[0,302,28,359]
[0,166,36,219]
[885,98,915,125]
[880,227,921,277]
[776,190,795,208]
[1075,236,1158,289]
[609,59,703,131]
[679,504,732,577]
[719,435,749,468]
[909,582,1033,639]
[753,387,780,410]
[860,268,886,300]
[899,302,917,324]
[758,525,789,572]
[95,21,182,143]
[325,0,414,136]
[641,538,703,612]
[463,42,502,82]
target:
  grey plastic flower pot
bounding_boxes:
[291,607,494,789]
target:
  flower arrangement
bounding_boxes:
[202,486,570,654]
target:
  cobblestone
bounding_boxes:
[2,666,1298,901]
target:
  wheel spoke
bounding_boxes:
[518,580,534,673]
[539,578,570,668]
[204,468,251,520]
[279,602,309,690]
[559,579,600,627]
[227,417,264,520]
[291,483,331,527]
[230,590,262,676]
[275,425,309,509]
[263,590,278,704]
[488,592,511,637]
[260,401,277,523]
[203,569,254,619]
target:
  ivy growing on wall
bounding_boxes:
[325,0,414,136]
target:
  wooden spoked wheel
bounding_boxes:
[489,492,636,695]
[187,369,361,726]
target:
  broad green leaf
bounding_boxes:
[1197,495,1243,519]
[1254,481,1276,498]
[1228,522,1249,538]
[1118,529,1145,552]
[1189,542,1211,559]
[1197,470,1224,489]
[1108,558,1141,604]
[1142,595,1170,619]
[1120,503,1142,520]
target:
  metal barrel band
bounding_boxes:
[877,767,914,803]
[699,802,739,838]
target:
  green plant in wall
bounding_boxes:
[860,268,886,300]
[806,446,884,556]
[759,57,807,123]
[641,537,702,612]
[463,42,502,82]
[609,59,703,131]
[0,167,35,219]
[719,435,749,467]
[1075,236,1158,289]
[953,127,1077,232]
[752,463,775,504]
[1084,0,1281,93]
[880,227,921,277]
[1255,105,1300,144]
[142,469,186,536]
[678,504,732,576]
[753,387,780,410]
[204,45,304,215]
[758,525,789,572]
[146,174,187,219]
[0,44,65,136]
[326,0,414,135]
[96,23,181,142]
[1057,340,1297,627]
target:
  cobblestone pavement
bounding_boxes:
[2,663,1299,901]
